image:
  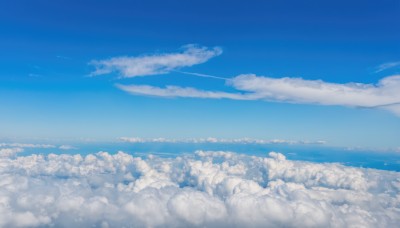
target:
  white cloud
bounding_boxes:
[115,84,251,99]
[119,137,326,145]
[375,61,400,73]
[230,74,400,108]
[89,45,222,78]
[0,148,24,157]
[117,74,400,116]
[0,143,55,148]
[59,145,77,150]
[0,150,399,227]
[1,143,79,151]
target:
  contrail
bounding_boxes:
[174,70,229,80]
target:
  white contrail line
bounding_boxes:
[174,70,229,80]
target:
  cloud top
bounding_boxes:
[0,149,399,227]
[89,44,222,78]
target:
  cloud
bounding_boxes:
[0,150,399,227]
[375,61,400,73]
[230,74,400,107]
[59,145,78,150]
[119,137,326,145]
[382,104,400,116]
[89,45,222,78]
[1,143,78,151]
[117,74,400,116]
[0,148,24,157]
[115,84,250,99]
[0,143,55,149]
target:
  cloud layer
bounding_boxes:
[89,45,222,78]
[0,149,399,227]
[119,137,326,145]
[0,143,77,151]
[0,143,55,149]
[117,74,400,116]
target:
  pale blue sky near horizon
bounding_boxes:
[0,0,399,149]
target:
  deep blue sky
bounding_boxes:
[0,0,399,148]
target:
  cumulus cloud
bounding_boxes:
[119,137,326,145]
[89,45,222,78]
[117,74,400,116]
[0,150,399,227]
[0,148,24,157]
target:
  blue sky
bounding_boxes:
[0,0,399,148]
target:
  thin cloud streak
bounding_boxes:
[175,71,229,80]
[115,84,253,100]
[89,45,222,78]
[375,61,400,73]
[119,137,327,145]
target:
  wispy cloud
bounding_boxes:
[175,71,228,80]
[0,143,56,148]
[230,74,400,108]
[0,143,77,150]
[58,145,78,150]
[89,45,222,78]
[56,55,72,60]
[375,61,400,73]
[117,74,400,116]
[119,137,326,145]
[115,84,250,100]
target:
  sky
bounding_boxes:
[1,0,400,149]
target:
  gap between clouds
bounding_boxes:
[89,45,400,116]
